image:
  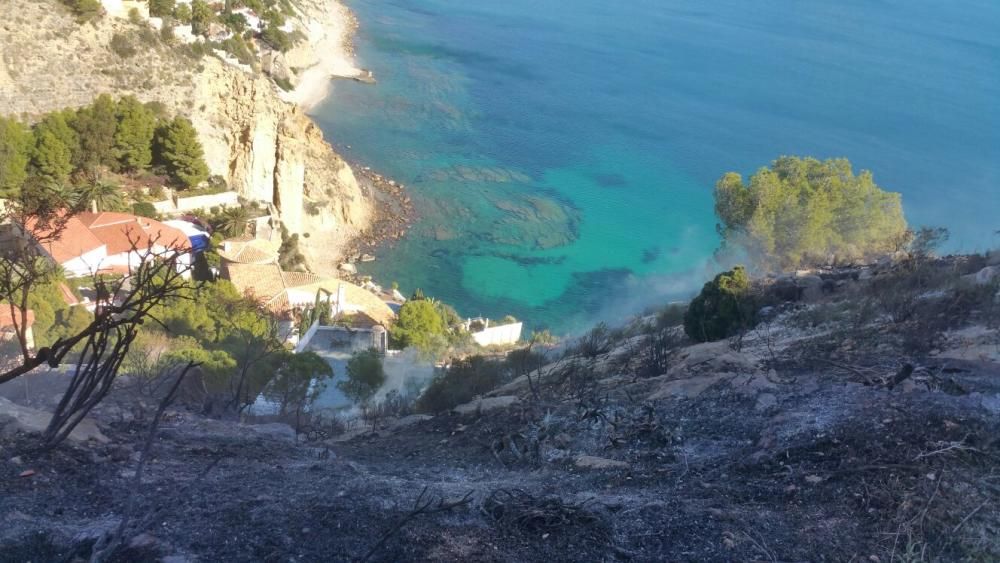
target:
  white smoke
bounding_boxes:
[371,348,435,404]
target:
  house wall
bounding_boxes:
[472,322,523,347]
[60,246,109,278]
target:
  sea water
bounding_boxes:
[312,0,1000,332]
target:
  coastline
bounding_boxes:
[288,0,414,274]
[284,0,365,110]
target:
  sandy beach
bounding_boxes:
[283,0,364,111]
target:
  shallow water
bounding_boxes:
[312,0,1000,333]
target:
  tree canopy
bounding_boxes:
[73,94,119,171]
[113,96,157,172]
[338,349,385,405]
[390,299,448,350]
[0,117,32,199]
[155,117,209,188]
[713,156,908,270]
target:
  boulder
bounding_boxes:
[245,422,297,442]
[260,50,294,84]
[963,266,999,286]
[0,396,108,443]
[389,414,432,431]
[574,455,629,470]
[338,263,357,275]
[453,395,519,415]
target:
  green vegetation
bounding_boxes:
[28,280,88,349]
[277,229,307,271]
[190,0,214,36]
[1,97,211,217]
[714,156,908,270]
[261,25,292,52]
[149,0,176,18]
[683,266,755,342]
[390,298,447,350]
[338,349,386,405]
[263,351,332,415]
[113,96,157,171]
[0,117,32,199]
[173,3,192,24]
[154,116,210,188]
[63,0,103,22]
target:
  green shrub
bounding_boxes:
[683,266,756,342]
[261,25,292,52]
[132,201,160,219]
[149,0,175,18]
[173,3,192,24]
[110,33,137,58]
[64,0,103,22]
[221,36,255,66]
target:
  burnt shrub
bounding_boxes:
[683,265,757,342]
[416,355,510,414]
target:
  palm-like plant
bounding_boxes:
[75,179,126,213]
[214,205,251,238]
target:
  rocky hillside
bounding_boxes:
[2,254,998,561]
[0,0,373,265]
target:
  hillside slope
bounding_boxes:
[2,256,998,561]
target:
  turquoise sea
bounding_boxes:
[312,0,1000,333]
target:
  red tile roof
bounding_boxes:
[27,216,105,264]
[0,304,35,329]
[77,212,190,255]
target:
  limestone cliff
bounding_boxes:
[0,0,373,265]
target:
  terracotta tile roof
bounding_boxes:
[216,239,279,265]
[78,212,190,255]
[27,216,105,264]
[222,263,396,325]
[0,304,35,329]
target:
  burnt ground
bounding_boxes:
[2,260,1000,562]
[2,353,999,562]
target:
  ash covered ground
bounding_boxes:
[3,257,1000,562]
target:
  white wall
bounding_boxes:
[151,191,242,215]
[60,246,109,278]
[472,322,523,347]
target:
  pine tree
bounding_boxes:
[155,117,209,189]
[0,116,32,199]
[32,130,73,184]
[72,94,119,171]
[113,95,156,172]
[34,111,80,169]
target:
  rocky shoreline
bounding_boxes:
[341,163,415,263]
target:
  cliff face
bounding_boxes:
[187,63,371,244]
[0,0,373,263]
